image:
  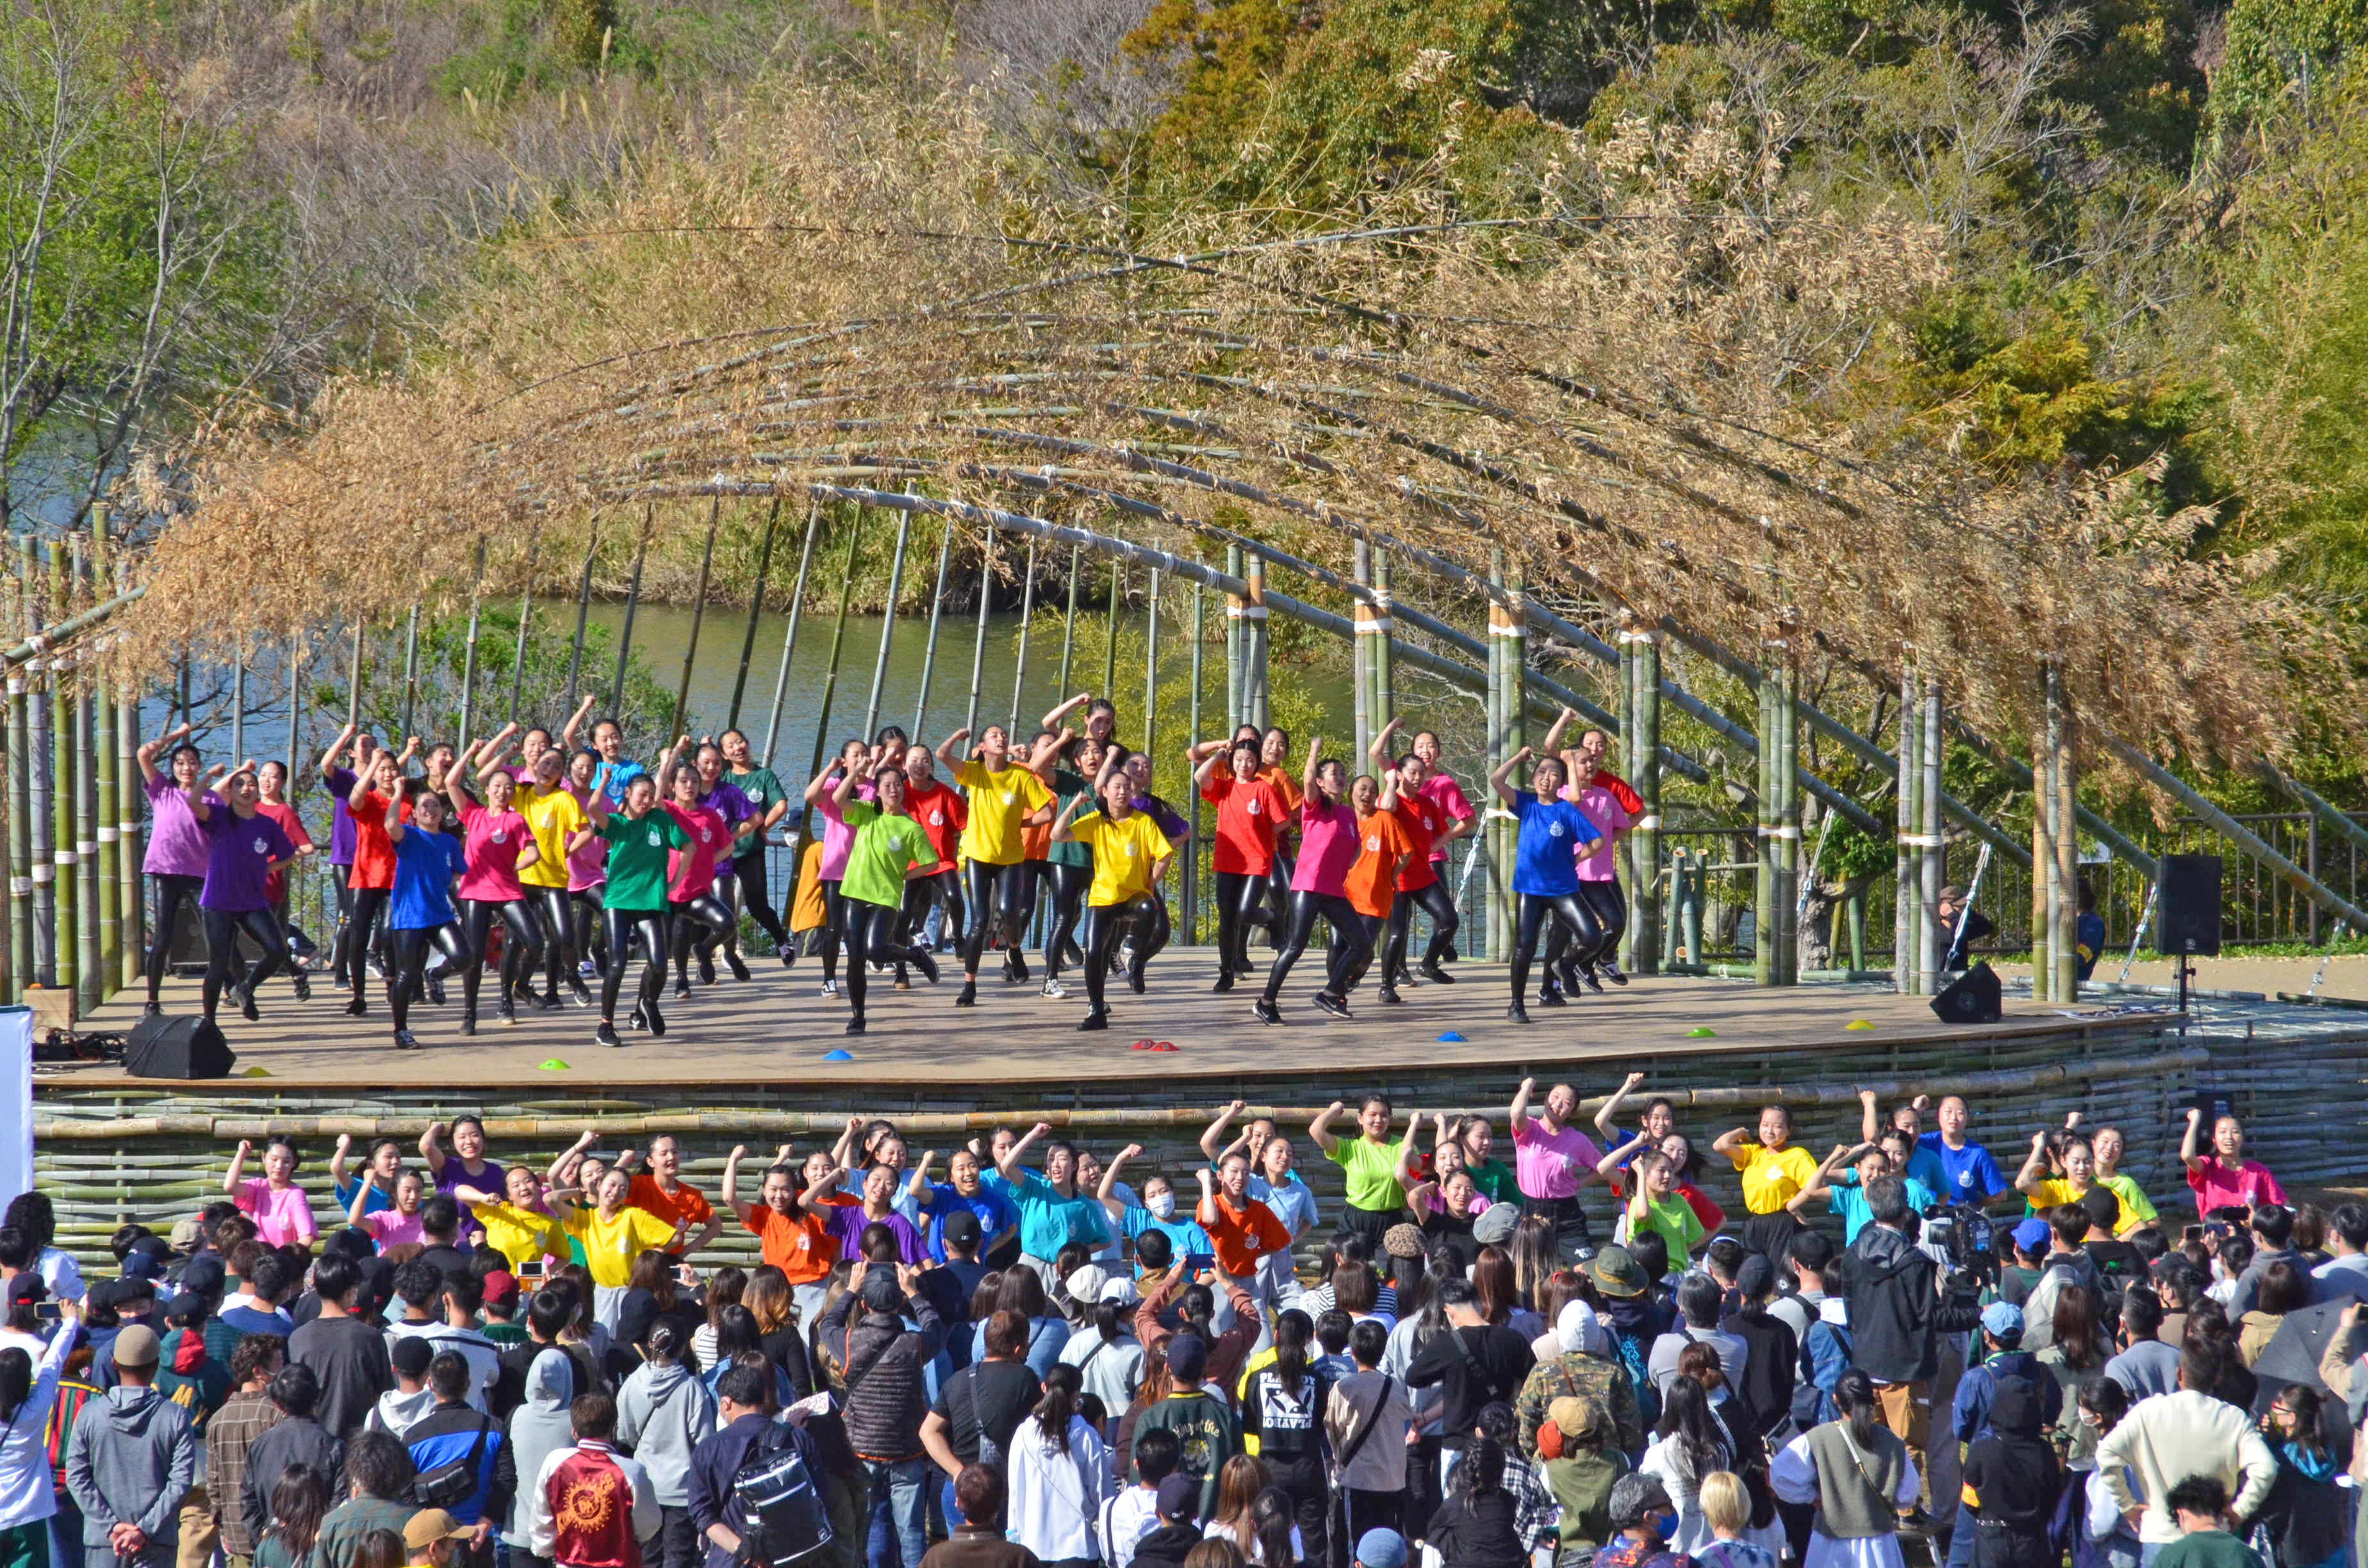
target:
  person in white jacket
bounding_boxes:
[0,1304,79,1556]
[1005,1367,1112,1565]
[2094,1345,2277,1549]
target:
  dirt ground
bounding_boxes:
[1992,951,2368,1003]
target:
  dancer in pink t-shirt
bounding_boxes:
[1255,737,1372,1025]
[2180,1106,2287,1213]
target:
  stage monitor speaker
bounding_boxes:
[123,1015,236,1080]
[1931,961,2003,1025]
[2155,854,2223,958]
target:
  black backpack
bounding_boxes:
[732,1426,835,1568]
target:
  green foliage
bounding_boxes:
[2213,0,2368,136]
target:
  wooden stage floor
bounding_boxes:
[56,947,2171,1090]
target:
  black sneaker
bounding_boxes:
[498,997,518,1026]
[461,1009,477,1037]
[1539,983,1567,1008]
[425,976,447,1006]
[1578,965,1606,995]
[236,985,260,1022]
[1253,999,1283,1025]
[342,997,366,1018]
[140,1000,161,1019]
[629,1006,646,1031]
[954,982,976,1008]
[596,1021,623,1048]
[1378,985,1402,1005]
[1601,960,1629,986]
[725,949,751,983]
[1212,972,1235,993]
[673,979,693,1000]
[1313,992,1351,1020]
[1506,1002,1532,1023]
[292,973,312,1002]
[777,940,798,969]
[644,1000,667,1037]
[394,1028,421,1050]
[1061,942,1085,969]
[697,952,717,986]
[1005,949,1030,984]
[1420,961,1455,985]
[912,949,939,984]
[846,1013,866,1036]
[568,979,595,1008]
[1128,951,1149,995]
[1078,1009,1109,1032]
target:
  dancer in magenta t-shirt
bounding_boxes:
[1369,719,1475,990]
[1255,737,1372,1024]
[662,744,747,998]
[444,738,545,1032]
[2180,1106,2287,1212]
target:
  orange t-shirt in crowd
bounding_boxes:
[1255,766,1304,813]
[744,1204,836,1283]
[1342,807,1414,919]
[629,1173,714,1245]
[1196,1190,1293,1278]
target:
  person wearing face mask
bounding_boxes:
[1590,1473,1691,1568]
[1095,1156,1213,1270]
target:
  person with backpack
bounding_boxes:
[1581,1246,1668,1437]
[529,1392,661,1568]
[1324,1319,1411,1562]
[401,1352,514,1566]
[689,1367,832,1568]
[1957,1378,2060,1568]
[1514,1300,1643,1459]
[814,1261,943,1568]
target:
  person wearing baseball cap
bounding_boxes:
[63,1318,197,1568]
[1122,1473,1207,1568]
[1951,1300,2059,1458]
[403,1508,475,1567]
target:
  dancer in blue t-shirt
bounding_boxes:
[1488,746,1605,1024]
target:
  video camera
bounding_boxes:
[1921,1202,1998,1292]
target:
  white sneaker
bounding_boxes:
[1041,977,1067,999]
[820,978,839,998]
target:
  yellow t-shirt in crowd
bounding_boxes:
[954,760,1051,867]
[516,785,588,890]
[1069,810,1176,906]
[1731,1142,1820,1214]
[469,1198,566,1273]
[559,1204,680,1286]
[2026,1177,2142,1234]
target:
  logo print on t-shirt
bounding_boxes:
[252,837,269,855]
[646,829,662,847]
[930,811,943,826]
[1247,798,1262,815]
[491,829,507,843]
[1549,822,1566,838]
[1365,835,1380,852]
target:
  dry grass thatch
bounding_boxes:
[124,69,2360,775]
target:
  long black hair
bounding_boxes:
[1833,1369,1882,1450]
[1654,1376,1731,1484]
[1033,1362,1084,1455]
[260,1462,331,1561]
[1268,1309,1312,1391]
[0,1347,31,1427]
[1092,1292,1131,1346]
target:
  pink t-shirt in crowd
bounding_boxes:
[812,781,877,882]
[1415,774,1475,865]
[456,800,532,902]
[2186,1157,2285,1214]
[1572,784,1631,882]
[234,1177,318,1247]
[565,783,607,893]
[666,800,728,901]
[361,1207,425,1249]
[1513,1117,1603,1201]
[1292,801,1361,895]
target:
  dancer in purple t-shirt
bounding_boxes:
[189,760,302,1024]
[138,721,224,1015]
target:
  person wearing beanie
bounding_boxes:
[1352,1526,1409,1568]
[1718,1254,1797,1439]
[1128,1336,1240,1523]
[64,1321,197,1568]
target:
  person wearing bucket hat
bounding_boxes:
[65,1318,197,1568]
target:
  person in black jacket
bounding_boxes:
[1834,1175,1982,1465]
[240,1364,345,1549]
[687,1366,830,1568]
[1718,1255,1795,1439]
[1424,1438,1527,1568]
[1404,1280,1535,1483]
[1958,1378,2059,1568]
[1128,1475,1207,1568]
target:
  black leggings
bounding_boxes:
[530,886,580,993]
[728,850,789,949]
[570,888,606,972]
[463,897,542,1011]
[1328,908,1390,995]
[1041,863,1090,979]
[1263,850,1296,940]
[959,860,1028,979]
[599,907,668,1022]
[388,922,467,1033]
[1542,878,1626,974]
[201,906,287,1020]
[898,869,962,952]
[327,874,358,986]
[816,879,845,983]
[1385,878,1461,978]
[670,892,734,983]
[1081,895,1165,1013]
[146,873,204,1003]
[1511,890,1602,1002]
[1262,888,1368,1004]
[343,885,391,1003]
[841,898,921,1016]
[1212,869,1272,975]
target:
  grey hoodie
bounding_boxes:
[504,1351,579,1548]
[63,1384,196,1551]
[366,1384,437,1442]
[616,1358,717,1507]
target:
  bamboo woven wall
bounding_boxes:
[28,1016,2366,1268]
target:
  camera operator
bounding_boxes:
[1834,1174,1984,1515]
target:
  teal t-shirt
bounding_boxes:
[597,810,687,911]
[1828,1172,1937,1242]
[1046,771,1094,869]
[984,1168,1110,1257]
[728,765,787,833]
[839,802,933,908]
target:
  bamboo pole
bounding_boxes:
[70,534,95,1011]
[25,540,51,990]
[807,509,866,780]
[670,497,723,742]
[397,601,422,744]
[457,539,486,752]
[2032,687,2055,1002]
[1370,549,1394,737]
[508,523,538,729]
[1007,539,1036,735]
[49,541,74,1002]
[345,617,365,731]
[117,633,142,994]
[564,514,602,712]
[1224,544,1243,733]
[1780,646,1801,984]
[94,536,117,1001]
[862,505,911,741]
[229,637,245,763]
[726,500,781,733]
[1057,543,1081,699]
[910,512,953,737]
[964,524,991,737]
[1103,555,1121,701]
[1351,539,1370,767]
[1633,626,1663,975]
[1896,660,1918,995]
[1242,554,1268,731]
[1919,674,1944,994]
[2051,664,2078,1000]
[610,505,653,723]
[1185,577,1204,943]
[1486,553,1511,963]
[1142,566,1160,760]
[761,502,824,769]
[1755,637,1777,988]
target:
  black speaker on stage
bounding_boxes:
[124,1015,235,1080]
[2156,854,2223,957]
[1931,961,2003,1025]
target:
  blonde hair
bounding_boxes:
[1698,1471,1750,1535]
